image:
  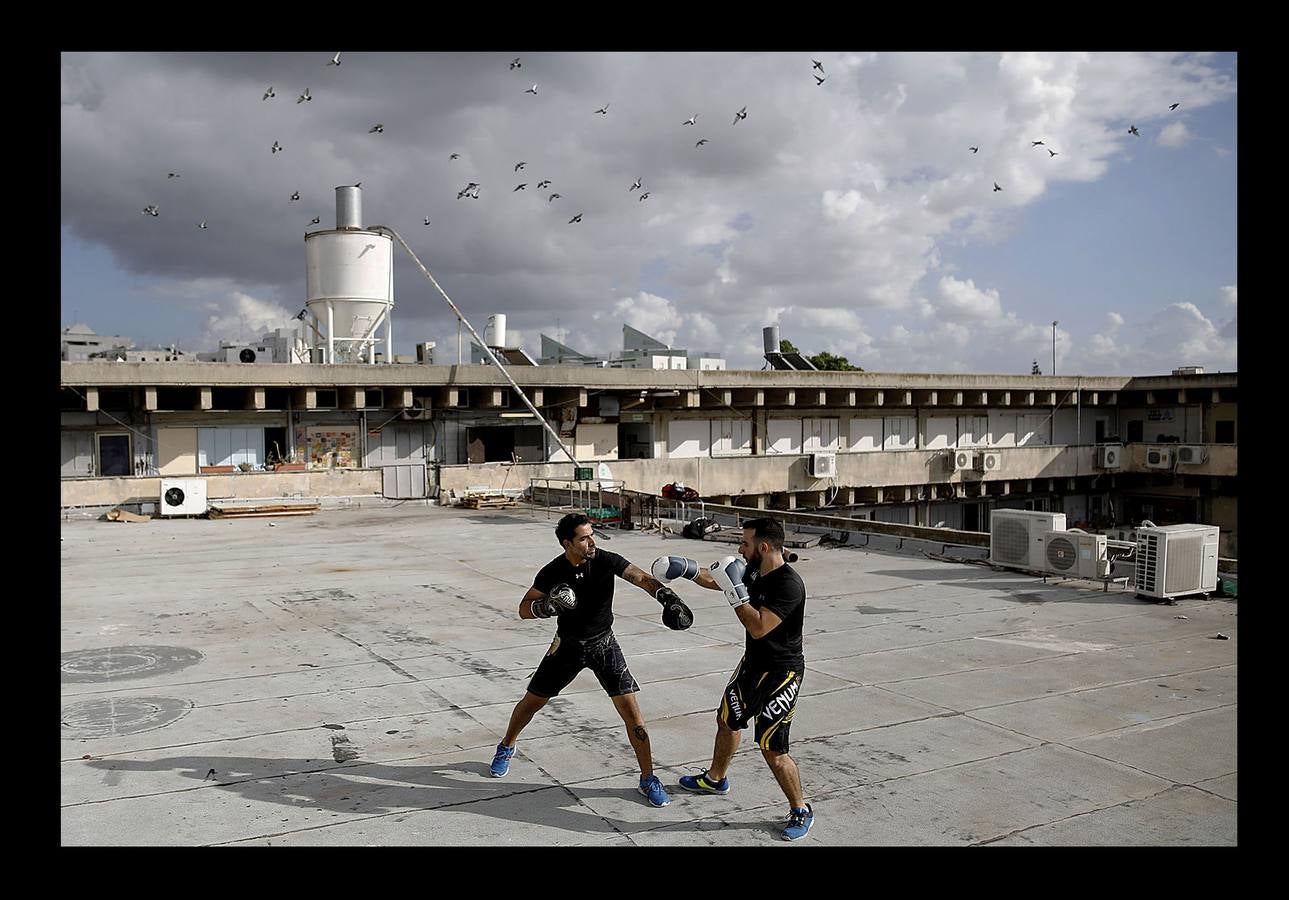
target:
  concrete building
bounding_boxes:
[62,324,136,361]
[534,325,725,370]
[59,361,1238,556]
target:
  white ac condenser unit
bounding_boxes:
[1144,447,1173,469]
[160,478,208,517]
[1043,529,1111,579]
[1176,445,1207,465]
[989,509,1068,571]
[809,452,837,478]
[1096,444,1122,469]
[976,451,1002,473]
[951,449,976,472]
[1134,524,1220,601]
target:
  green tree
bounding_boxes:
[809,351,863,371]
[779,338,799,354]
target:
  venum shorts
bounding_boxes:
[718,654,804,753]
[527,630,640,699]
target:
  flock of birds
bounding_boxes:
[136,53,1188,230]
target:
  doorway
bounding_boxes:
[97,433,131,477]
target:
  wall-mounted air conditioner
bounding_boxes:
[989,509,1068,571]
[976,451,1002,473]
[1176,445,1207,465]
[1134,524,1220,601]
[160,478,208,517]
[401,400,431,421]
[1043,529,1111,579]
[809,452,837,478]
[224,345,274,364]
[952,449,976,472]
[1096,444,1122,469]
[1144,447,1173,469]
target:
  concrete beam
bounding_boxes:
[855,486,882,503]
[85,386,99,412]
[294,388,316,410]
[196,387,212,411]
[247,387,267,411]
[144,387,158,411]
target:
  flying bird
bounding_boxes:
[639,192,650,201]
[309,216,321,225]
[468,187,480,199]
[814,74,826,86]
[595,104,610,114]
[198,220,207,229]
[1031,140,1045,146]
[525,84,538,95]
[271,141,283,154]
[629,178,641,191]
[568,213,583,224]
[328,52,341,66]
[733,105,747,124]
[515,161,526,171]
[993,182,1002,192]
[423,217,431,225]
[695,138,709,147]
[969,146,979,153]
[1048,149,1058,157]
[548,193,561,202]
[457,182,480,199]
[263,85,275,100]
[510,57,522,70]
[536,179,551,189]
[290,190,300,201]
[167,172,180,179]
[1128,125,1139,136]
[812,59,824,73]
[368,123,384,134]
[1169,102,1180,110]
[683,115,697,125]
[297,88,311,103]
[449,152,460,160]
[141,205,159,216]
[514,183,527,191]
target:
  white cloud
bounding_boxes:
[1076,296,1236,375]
[932,275,1003,321]
[1157,122,1192,148]
[1220,285,1236,307]
[202,291,297,345]
[1107,311,1124,329]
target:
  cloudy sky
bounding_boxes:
[61,51,1237,375]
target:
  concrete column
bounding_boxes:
[1025,392,1035,406]
[295,388,317,410]
[247,387,266,410]
[754,409,768,454]
[1146,392,1156,405]
[686,391,700,408]
[845,390,857,406]
[1046,392,1057,406]
[340,387,364,410]
[1211,390,1220,403]
[787,493,798,510]
[977,392,988,405]
[85,386,99,412]
[196,387,213,411]
[755,494,767,510]
[397,388,414,409]
[1178,389,1187,404]
[144,387,158,411]
[950,391,963,406]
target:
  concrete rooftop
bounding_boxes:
[60,505,1237,846]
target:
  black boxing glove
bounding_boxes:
[655,586,693,630]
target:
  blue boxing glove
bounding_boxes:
[651,556,701,583]
[709,556,750,607]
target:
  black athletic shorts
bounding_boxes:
[718,654,804,753]
[528,630,640,699]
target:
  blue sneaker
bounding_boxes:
[679,770,730,795]
[782,804,814,841]
[638,775,671,807]
[489,742,515,777]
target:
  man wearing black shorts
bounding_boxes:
[487,513,693,808]
[665,517,813,840]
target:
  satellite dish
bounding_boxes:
[239,348,256,363]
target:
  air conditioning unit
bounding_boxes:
[160,478,208,517]
[1134,524,1220,601]
[952,449,976,472]
[1043,530,1111,579]
[224,345,274,364]
[401,401,431,421]
[809,452,837,478]
[989,509,1068,571]
[1096,444,1122,469]
[1144,447,1173,469]
[976,451,1002,473]
[1176,445,1207,465]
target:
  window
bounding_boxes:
[1215,420,1235,444]
[1127,420,1144,443]
[767,418,802,454]
[1017,413,1050,446]
[803,417,840,453]
[96,433,132,477]
[924,416,958,450]
[667,419,711,458]
[958,415,990,448]
[883,416,916,451]
[849,417,882,453]
[198,427,266,468]
[712,418,752,456]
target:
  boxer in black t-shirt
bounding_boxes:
[487,513,692,808]
[675,517,815,840]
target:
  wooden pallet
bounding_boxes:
[208,503,321,519]
[460,497,521,509]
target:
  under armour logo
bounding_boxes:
[575,572,584,579]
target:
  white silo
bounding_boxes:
[304,185,395,364]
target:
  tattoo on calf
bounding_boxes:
[633,725,649,743]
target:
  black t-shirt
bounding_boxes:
[743,563,806,670]
[532,549,631,640]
